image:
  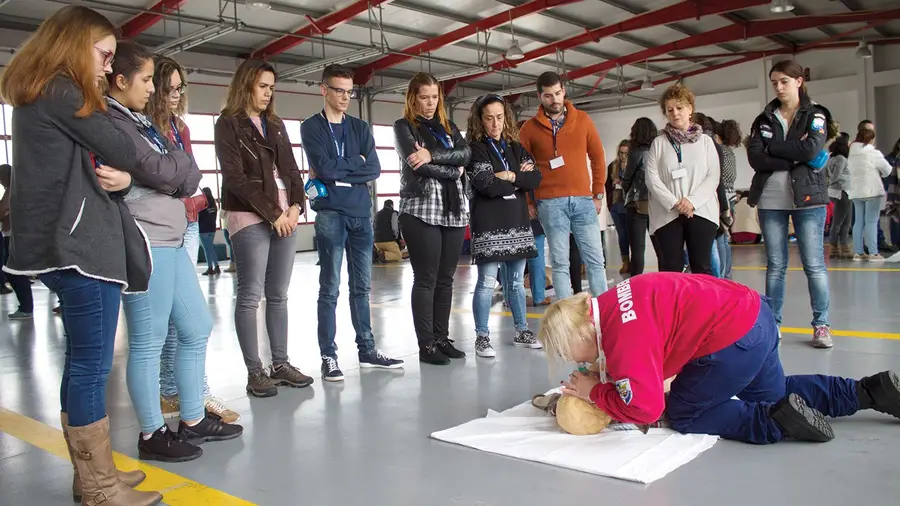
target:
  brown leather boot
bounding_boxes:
[62,413,147,503]
[66,416,162,506]
[619,255,630,274]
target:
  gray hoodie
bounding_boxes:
[826,154,850,195]
[3,77,152,292]
[105,98,200,247]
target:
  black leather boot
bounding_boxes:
[770,393,834,442]
[857,371,900,419]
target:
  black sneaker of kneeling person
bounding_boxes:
[419,342,450,366]
[177,411,243,445]
[770,393,834,442]
[359,349,404,369]
[857,370,900,419]
[138,426,202,463]
[436,338,466,359]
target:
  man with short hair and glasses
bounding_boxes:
[300,64,403,382]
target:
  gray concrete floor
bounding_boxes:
[1,243,899,505]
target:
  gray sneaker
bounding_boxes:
[811,325,834,349]
[475,336,496,358]
[246,370,278,398]
[514,329,542,349]
[8,310,33,320]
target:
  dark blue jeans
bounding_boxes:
[199,231,218,269]
[39,269,122,427]
[610,202,629,258]
[315,210,375,359]
[667,296,859,444]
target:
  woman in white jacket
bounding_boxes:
[847,128,892,261]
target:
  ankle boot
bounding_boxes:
[61,413,147,503]
[619,255,630,274]
[857,371,900,419]
[67,416,162,506]
[770,393,834,442]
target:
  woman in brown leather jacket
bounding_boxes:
[214,58,312,398]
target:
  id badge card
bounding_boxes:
[335,182,352,188]
[615,183,622,190]
[503,194,517,200]
[671,164,687,180]
[550,156,565,170]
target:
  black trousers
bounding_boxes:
[626,207,660,277]
[399,214,466,348]
[569,233,582,294]
[655,215,718,275]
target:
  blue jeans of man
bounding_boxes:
[610,202,629,259]
[123,246,213,434]
[716,234,732,279]
[160,222,210,399]
[527,234,546,302]
[667,296,860,444]
[757,207,830,328]
[536,196,607,299]
[476,259,528,338]
[39,269,121,427]
[852,196,884,255]
[315,210,376,359]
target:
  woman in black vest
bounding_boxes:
[465,94,542,357]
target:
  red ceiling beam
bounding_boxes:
[442,0,771,90]
[564,8,900,82]
[353,0,582,85]
[120,0,187,39]
[625,55,763,94]
[253,0,393,59]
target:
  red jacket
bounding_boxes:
[588,273,761,424]
[168,122,208,223]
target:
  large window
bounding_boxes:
[1,104,12,167]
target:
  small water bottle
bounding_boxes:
[305,178,328,205]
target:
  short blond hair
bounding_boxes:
[538,292,594,365]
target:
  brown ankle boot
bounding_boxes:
[619,255,630,274]
[66,417,162,506]
[62,413,147,503]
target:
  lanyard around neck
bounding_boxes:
[423,122,453,149]
[665,133,683,164]
[322,110,346,158]
[170,119,185,150]
[548,111,565,157]
[487,138,509,172]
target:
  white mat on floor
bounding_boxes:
[430,389,718,484]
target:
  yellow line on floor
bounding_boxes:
[370,304,900,341]
[0,409,255,506]
[374,263,900,272]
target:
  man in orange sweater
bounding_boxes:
[520,72,608,298]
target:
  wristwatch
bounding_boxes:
[594,193,604,200]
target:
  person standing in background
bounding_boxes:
[519,71,608,299]
[826,133,852,259]
[301,64,404,382]
[374,200,406,262]
[144,55,239,423]
[621,117,661,277]
[847,128,892,261]
[197,187,220,275]
[0,163,34,320]
[715,119,742,279]
[216,58,313,397]
[605,140,630,274]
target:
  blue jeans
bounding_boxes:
[852,196,884,255]
[527,234,546,302]
[710,242,721,278]
[757,207,830,328]
[199,231,218,269]
[160,222,210,399]
[476,259,528,337]
[716,233,732,279]
[536,197,607,299]
[315,210,375,359]
[123,247,213,433]
[610,202,629,258]
[39,270,121,427]
[667,296,859,444]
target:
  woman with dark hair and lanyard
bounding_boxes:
[394,72,471,366]
[621,117,660,277]
[465,94,543,357]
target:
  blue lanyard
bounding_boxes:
[548,109,565,156]
[425,124,453,149]
[142,123,168,153]
[488,138,509,172]
[322,110,346,158]
[664,133,682,164]
[170,119,185,150]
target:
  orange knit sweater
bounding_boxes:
[519,101,607,201]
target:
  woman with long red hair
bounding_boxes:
[0,5,160,505]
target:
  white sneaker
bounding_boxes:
[868,254,885,262]
[475,336,496,357]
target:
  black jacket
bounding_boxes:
[465,138,541,264]
[393,117,471,199]
[747,95,833,208]
[622,145,650,206]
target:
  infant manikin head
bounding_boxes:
[555,395,612,435]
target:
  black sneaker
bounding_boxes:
[177,414,243,445]
[436,338,466,359]
[419,343,450,365]
[321,356,344,382]
[513,330,542,349]
[857,370,900,419]
[359,349,404,369]
[247,370,278,398]
[138,426,202,463]
[770,393,834,442]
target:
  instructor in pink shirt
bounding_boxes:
[538,273,900,444]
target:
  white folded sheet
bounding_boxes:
[430,389,719,484]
